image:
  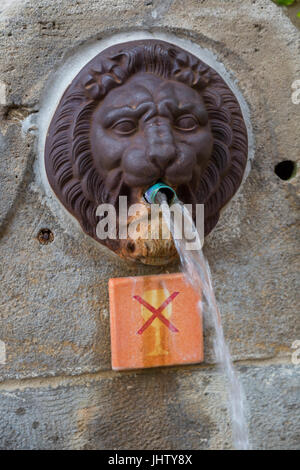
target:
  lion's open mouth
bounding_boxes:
[120,237,178,265]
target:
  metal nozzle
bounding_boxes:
[144,182,178,205]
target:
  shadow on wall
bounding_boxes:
[71,371,220,450]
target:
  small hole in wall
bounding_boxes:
[37,228,54,245]
[274,160,297,181]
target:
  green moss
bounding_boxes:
[273,0,295,5]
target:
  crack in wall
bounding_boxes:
[0,355,293,392]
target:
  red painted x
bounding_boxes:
[134,292,179,335]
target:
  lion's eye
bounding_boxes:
[112,119,137,135]
[175,115,198,131]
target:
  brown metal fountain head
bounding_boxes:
[44,39,248,265]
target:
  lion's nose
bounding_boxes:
[145,121,176,171]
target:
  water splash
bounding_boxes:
[158,194,250,450]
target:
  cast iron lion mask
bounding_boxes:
[45,40,248,264]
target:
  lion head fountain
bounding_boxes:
[45,40,248,265]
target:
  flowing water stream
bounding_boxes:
[158,194,250,450]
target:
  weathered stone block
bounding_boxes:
[0,365,298,450]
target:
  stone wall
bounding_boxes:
[0,0,299,450]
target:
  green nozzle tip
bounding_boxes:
[144,182,178,205]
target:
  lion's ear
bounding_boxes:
[110,52,130,68]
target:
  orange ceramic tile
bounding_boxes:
[108,272,203,370]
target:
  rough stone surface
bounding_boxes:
[0,0,299,450]
[0,365,298,450]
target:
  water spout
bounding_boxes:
[144,182,178,206]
